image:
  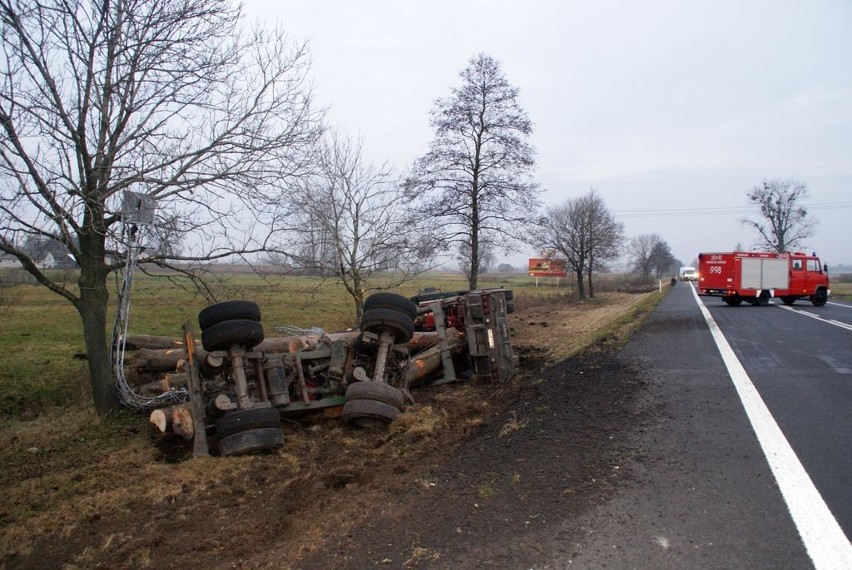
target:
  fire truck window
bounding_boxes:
[792,259,803,270]
[807,259,820,272]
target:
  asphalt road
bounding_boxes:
[545,283,852,569]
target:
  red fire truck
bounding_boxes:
[697,251,830,307]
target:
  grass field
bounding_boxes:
[831,281,852,300]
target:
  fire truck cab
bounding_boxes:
[697,251,830,307]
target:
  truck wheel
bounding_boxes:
[810,290,828,307]
[363,293,418,319]
[201,319,265,352]
[781,296,796,306]
[218,427,284,457]
[346,381,404,410]
[724,295,742,306]
[360,308,415,343]
[342,399,400,428]
[756,291,770,306]
[215,408,282,439]
[199,300,261,330]
[491,289,513,301]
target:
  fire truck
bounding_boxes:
[697,251,830,307]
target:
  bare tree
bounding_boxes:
[406,53,540,289]
[628,234,663,280]
[743,179,816,253]
[582,190,623,298]
[530,199,590,298]
[287,132,435,317]
[648,240,675,279]
[530,190,622,300]
[0,0,323,414]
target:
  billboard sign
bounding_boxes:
[528,258,567,277]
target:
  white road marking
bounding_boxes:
[828,301,852,309]
[691,286,852,570]
[776,305,852,332]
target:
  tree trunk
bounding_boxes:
[469,177,480,290]
[77,276,119,415]
[575,268,586,300]
[76,213,119,415]
[587,260,595,298]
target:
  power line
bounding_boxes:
[614,201,852,218]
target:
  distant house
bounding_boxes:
[36,252,55,269]
[54,253,79,270]
[0,253,23,269]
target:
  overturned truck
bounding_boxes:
[141,289,515,457]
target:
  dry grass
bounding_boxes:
[511,291,660,366]
[499,411,530,437]
[831,281,852,300]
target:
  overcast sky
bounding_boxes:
[244,0,852,269]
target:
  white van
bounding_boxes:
[679,266,697,282]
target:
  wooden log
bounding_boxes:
[128,330,437,354]
[162,372,189,390]
[130,331,443,374]
[124,334,200,350]
[149,404,195,440]
[132,348,201,373]
[403,329,465,386]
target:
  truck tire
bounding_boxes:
[215,408,282,439]
[363,293,418,319]
[201,319,265,352]
[346,381,404,410]
[755,291,770,306]
[218,427,284,456]
[810,289,828,307]
[360,308,415,343]
[781,296,797,306]
[724,295,742,306]
[342,398,400,428]
[199,300,261,330]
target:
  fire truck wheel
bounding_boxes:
[360,308,415,343]
[781,296,797,306]
[346,382,404,410]
[198,300,261,330]
[342,398,400,428]
[201,319,265,352]
[363,293,418,319]
[810,290,828,307]
[756,291,770,306]
[218,427,284,457]
[215,408,282,439]
[724,295,742,306]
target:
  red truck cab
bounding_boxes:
[697,251,830,307]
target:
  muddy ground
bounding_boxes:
[1,292,655,569]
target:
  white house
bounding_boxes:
[0,254,23,269]
[36,252,55,269]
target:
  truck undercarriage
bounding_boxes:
[134,289,516,456]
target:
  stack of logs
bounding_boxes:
[132,329,465,439]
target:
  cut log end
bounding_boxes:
[149,404,195,440]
